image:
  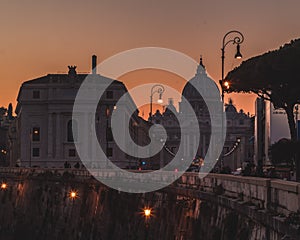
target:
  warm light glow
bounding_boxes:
[1,183,7,189]
[33,130,39,134]
[234,44,243,59]
[144,208,152,218]
[106,107,110,117]
[69,190,78,199]
[224,81,230,89]
[157,98,163,104]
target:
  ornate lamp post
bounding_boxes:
[149,84,165,119]
[106,105,110,168]
[220,30,244,101]
[219,30,244,170]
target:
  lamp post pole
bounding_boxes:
[220,30,244,101]
[149,84,165,119]
[106,105,110,168]
[219,30,244,170]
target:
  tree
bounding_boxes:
[226,39,300,180]
[270,138,298,166]
[226,39,300,141]
[7,103,13,120]
[0,107,7,123]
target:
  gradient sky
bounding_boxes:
[1,0,300,115]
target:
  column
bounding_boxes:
[48,113,53,159]
[55,113,62,161]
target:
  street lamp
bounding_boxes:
[1,182,7,190]
[220,30,244,101]
[219,30,244,170]
[149,84,165,119]
[143,208,152,218]
[106,105,110,168]
[69,190,78,200]
[142,207,152,240]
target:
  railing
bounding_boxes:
[1,167,299,216]
[177,173,300,216]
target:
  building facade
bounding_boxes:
[150,59,254,172]
[15,56,141,168]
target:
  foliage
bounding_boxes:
[226,39,300,140]
[270,139,300,166]
[0,107,7,118]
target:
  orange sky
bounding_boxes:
[1,0,300,116]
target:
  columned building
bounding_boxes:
[150,58,254,171]
[15,56,141,168]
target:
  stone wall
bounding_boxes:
[0,168,299,239]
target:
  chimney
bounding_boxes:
[92,55,97,74]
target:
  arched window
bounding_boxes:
[67,120,78,142]
[32,126,40,142]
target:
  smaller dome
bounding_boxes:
[164,98,177,116]
[225,98,237,113]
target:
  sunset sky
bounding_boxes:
[1,0,300,116]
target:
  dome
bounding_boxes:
[163,98,177,117]
[181,57,219,101]
[225,98,237,113]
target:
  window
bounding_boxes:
[107,147,113,157]
[69,149,76,157]
[32,127,40,142]
[106,127,113,142]
[32,148,40,157]
[33,91,40,99]
[67,120,78,142]
[239,119,244,125]
[106,91,113,99]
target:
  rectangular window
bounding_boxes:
[107,127,113,142]
[32,127,40,142]
[32,148,40,157]
[33,91,40,99]
[107,147,113,157]
[68,149,76,157]
[106,91,113,99]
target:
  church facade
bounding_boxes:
[149,58,254,172]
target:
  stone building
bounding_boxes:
[150,58,254,172]
[14,56,141,168]
[0,105,15,166]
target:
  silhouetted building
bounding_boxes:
[150,58,254,171]
[15,56,142,168]
[0,105,15,166]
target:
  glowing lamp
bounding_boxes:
[69,190,78,199]
[1,183,7,189]
[234,44,243,59]
[144,208,152,218]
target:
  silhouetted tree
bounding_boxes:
[7,103,13,120]
[226,39,300,141]
[0,107,6,119]
[226,39,300,180]
[270,138,297,166]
